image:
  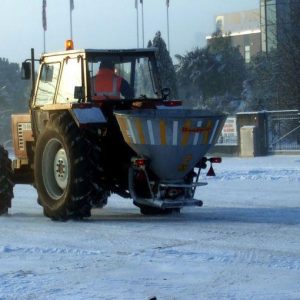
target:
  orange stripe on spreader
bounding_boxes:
[159,120,167,145]
[135,118,145,145]
[118,116,131,144]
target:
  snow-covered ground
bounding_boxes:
[1,155,300,300]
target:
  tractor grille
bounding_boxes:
[17,122,32,151]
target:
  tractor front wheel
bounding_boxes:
[34,113,92,220]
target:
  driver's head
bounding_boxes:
[100,58,114,70]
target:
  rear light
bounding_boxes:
[209,157,222,163]
[163,100,182,107]
[132,157,147,168]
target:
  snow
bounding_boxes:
[1,155,300,300]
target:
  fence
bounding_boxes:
[267,110,300,152]
[214,110,300,155]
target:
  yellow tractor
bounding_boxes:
[0,44,226,220]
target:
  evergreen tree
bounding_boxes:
[245,52,279,110]
[175,32,246,112]
[176,47,219,106]
[150,31,178,98]
[0,58,30,143]
[207,31,246,97]
[247,3,300,111]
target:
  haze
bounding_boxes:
[0,0,257,64]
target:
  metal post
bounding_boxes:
[136,2,139,47]
[167,4,170,52]
[43,31,46,53]
[30,48,35,100]
[70,1,73,40]
[141,1,145,48]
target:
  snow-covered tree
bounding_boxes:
[208,31,246,98]
[245,52,278,110]
[247,3,300,111]
[150,31,178,98]
[175,47,218,107]
[175,32,246,112]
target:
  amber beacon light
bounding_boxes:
[65,40,74,50]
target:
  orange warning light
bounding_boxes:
[65,40,74,50]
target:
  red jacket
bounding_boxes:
[92,68,122,100]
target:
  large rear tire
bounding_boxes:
[0,145,13,215]
[87,138,109,208]
[34,113,92,220]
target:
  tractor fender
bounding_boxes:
[68,106,107,128]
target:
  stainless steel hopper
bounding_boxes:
[114,108,226,181]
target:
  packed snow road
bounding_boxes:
[0,156,300,300]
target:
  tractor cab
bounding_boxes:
[30,48,162,110]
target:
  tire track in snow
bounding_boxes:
[0,245,104,256]
[212,169,300,181]
[145,247,300,271]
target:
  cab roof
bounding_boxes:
[41,48,157,59]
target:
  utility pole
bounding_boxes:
[140,0,145,47]
[70,0,74,40]
[135,0,139,47]
[42,0,47,52]
[166,0,170,52]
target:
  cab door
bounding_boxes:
[30,55,85,138]
[30,61,61,137]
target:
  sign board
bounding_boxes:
[217,117,238,145]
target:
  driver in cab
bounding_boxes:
[92,58,133,101]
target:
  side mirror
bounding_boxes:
[21,62,31,80]
[74,86,84,101]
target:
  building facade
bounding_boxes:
[207,9,261,63]
[260,0,300,52]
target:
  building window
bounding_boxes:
[245,45,251,63]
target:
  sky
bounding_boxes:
[0,0,257,64]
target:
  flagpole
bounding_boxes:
[70,10,73,40]
[166,0,170,52]
[70,0,74,40]
[135,0,139,48]
[43,31,46,53]
[141,0,144,48]
[42,0,47,53]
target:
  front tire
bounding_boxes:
[34,113,92,220]
[0,145,14,215]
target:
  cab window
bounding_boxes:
[35,63,60,106]
[57,57,82,103]
[88,55,158,99]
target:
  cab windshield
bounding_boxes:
[87,53,160,100]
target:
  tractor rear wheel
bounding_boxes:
[34,113,92,220]
[0,145,13,215]
[87,140,109,209]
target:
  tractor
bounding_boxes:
[0,43,226,220]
